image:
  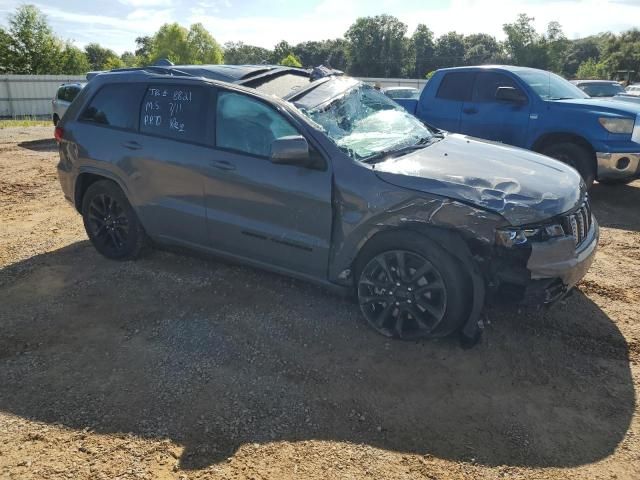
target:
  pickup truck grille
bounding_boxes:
[561,198,592,247]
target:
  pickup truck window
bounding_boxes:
[472,72,524,102]
[518,70,588,101]
[216,91,298,158]
[436,72,474,101]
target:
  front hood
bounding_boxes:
[554,97,640,115]
[373,134,583,225]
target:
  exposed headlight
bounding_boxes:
[598,117,635,134]
[496,224,564,247]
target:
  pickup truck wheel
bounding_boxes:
[542,142,596,188]
[356,233,470,340]
[81,180,147,260]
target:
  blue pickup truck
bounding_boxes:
[399,66,640,186]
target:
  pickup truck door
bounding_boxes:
[418,71,474,132]
[459,71,531,147]
[202,90,333,279]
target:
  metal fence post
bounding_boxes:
[4,77,14,118]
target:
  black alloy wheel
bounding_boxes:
[358,250,448,340]
[86,193,130,257]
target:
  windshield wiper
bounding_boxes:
[363,135,444,164]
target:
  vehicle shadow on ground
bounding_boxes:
[591,180,640,232]
[17,138,57,152]
[0,242,635,471]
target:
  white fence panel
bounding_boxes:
[0,75,85,118]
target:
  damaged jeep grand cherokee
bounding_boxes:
[56,65,598,342]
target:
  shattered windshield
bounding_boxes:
[299,82,432,160]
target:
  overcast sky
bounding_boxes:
[0,0,638,54]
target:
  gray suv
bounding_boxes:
[56,65,598,342]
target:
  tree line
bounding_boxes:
[1,4,639,80]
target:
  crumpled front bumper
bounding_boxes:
[596,152,640,181]
[523,217,599,303]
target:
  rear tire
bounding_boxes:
[542,142,596,188]
[52,114,59,126]
[81,180,147,260]
[355,231,471,340]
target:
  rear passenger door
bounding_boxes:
[202,89,333,278]
[459,71,530,147]
[74,82,211,248]
[419,72,474,132]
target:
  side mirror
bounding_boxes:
[496,86,527,104]
[270,135,310,166]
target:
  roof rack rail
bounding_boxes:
[86,65,194,81]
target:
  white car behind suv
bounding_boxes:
[52,83,85,126]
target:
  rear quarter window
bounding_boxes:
[79,84,146,130]
[436,72,474,101]
[139,85,209,143]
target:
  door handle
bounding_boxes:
[462,107,478,114]
[122,140,142,150]
[212,160,236,171]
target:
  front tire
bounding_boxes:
[81,180,147,260]
[355,232,471,340]
[542,142,596,188]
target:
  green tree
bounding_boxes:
[85,43,119,71]
[150,23,190,64]
[345,14,408,77]
[60,42,90,74]
[576,58,608,79]
[293,39,349,69]
[601,29,640,81]
[120,51,138,67]
[545,21,570,74]
[434,31,466,69]
[410,24,435,78]
[271,40,293,64]
[0,27,13,73]
[5,4,61,74]
[279,53,302,67]
[463,33,502,65]
[135,36,153,65]
[503,13,548,68]
[563,37,601,78]
[186,23,223,64]
[223,41,271,64]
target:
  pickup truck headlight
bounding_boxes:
[598,117,635,134]
[496,224,565,247]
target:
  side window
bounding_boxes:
[57,87,71,102]
[216,91,299,157]
[472,72,524,102]
[139,85,207,143]
[79,84,145,130]
[436,72,474,101]
[67,86,81,102]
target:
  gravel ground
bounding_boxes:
[1,126,639,479]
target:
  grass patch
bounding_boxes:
[0,119,52,129]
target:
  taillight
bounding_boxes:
[54,126,63,142]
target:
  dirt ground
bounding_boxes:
[0,126,639,480]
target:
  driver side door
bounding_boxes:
[202,90,334,278]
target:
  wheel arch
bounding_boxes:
[352,224,486,341]
[74,170,129,214]
[532,132,596,164]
